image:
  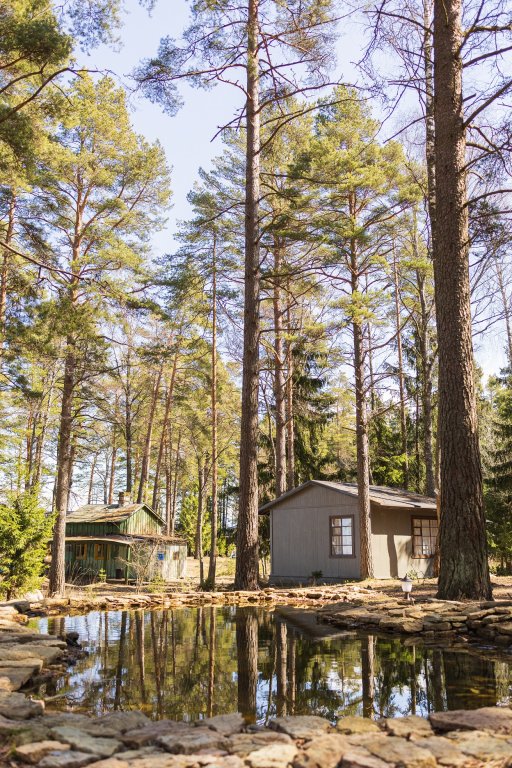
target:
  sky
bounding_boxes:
[77,0,506,378]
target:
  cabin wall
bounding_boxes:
[269,486,361,584]
[370,506,435,579]
[65,542,129,581]
[121,507,161,535]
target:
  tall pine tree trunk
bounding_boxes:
[0,195,15,354]
[433,0,491,600]
[350,221,373,579]
[137,366,163,504]
[49,342,76,595]
[285,298,295,491]
[392,246,409,489]
[235,0,261,590]
[273,238,286,497]
[152,356,178,512]
[208,246,219,586]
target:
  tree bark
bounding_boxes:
[433,0,491,599]
[0,195,15,354]
[350,212,373,579]
[137,365,163,504]
[88,452,98,504]
[273,238,287,497]
[235,0,261,591]
[152,355,178,512]
[49,343,76,595]
[285,299,295,491]
[392,245,409,489]
[208,246,219,586]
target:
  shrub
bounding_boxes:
[0,491,54,600]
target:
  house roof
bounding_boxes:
[66,534,187,545]
[258,480,437,513]
[66,502,165,526]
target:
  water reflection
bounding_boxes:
[37,607,512,722]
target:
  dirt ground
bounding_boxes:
[60,558,512,602]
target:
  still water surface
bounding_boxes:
[33,606,512,723]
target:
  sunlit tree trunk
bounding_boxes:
[208,245,219,586]
[433,0,491,600]
[236,0,261,591]
[137,365,163,504]
[273,238,287,497]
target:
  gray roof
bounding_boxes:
[259,480,437,513]
[66,502,165,526]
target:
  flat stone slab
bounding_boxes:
[0,691,44,719]
[50,726,121,757]
[383,715,433,738]
[270,715,331,740]
[157,727,228,754]
[0,657,43,670]
[38,751,97,768]
[91,711,151,734]
[0,666,36,691]
[201,712,245,736]
[359,735,437,768]
[14,740,70,764]
[414,736,470,767]
[121,720,190,748]
[429,706,512,733]
[227,731,293,756]
[245,742,298,768]
[447,729,512,760]
[297,733,352,768]
[336,717,381,735]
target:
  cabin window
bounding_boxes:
[412,517,438,557]
[94,543,105,560]
[76,543,87,559]
[330,515,354,557]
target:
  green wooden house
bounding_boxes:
[65,492,187,583]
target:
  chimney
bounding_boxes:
[118,491,130,507]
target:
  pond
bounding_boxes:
[32,606,512,723]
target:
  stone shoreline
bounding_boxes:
[318,595,512,649]
[2,690,512,767]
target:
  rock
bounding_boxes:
[0,658,42,671]
[0,643,64,663]
[14,740,70,764]
[93,711,151,734]
[338,747,390,768]
[245,743,298,768]
[227,732,293,756]
[496,622,512,635]
[359,735,436,768]
[202,712,245,736]
[378,618,424,633]
[38,750,97,768]
[157,727,228,754]
[336,717,381,735]
[429,706,512,734]
[414,736,475,767]
[295,733,352,768]
[270,715,331,740]
[383,715,433,738]
[0,666,38,691]
[86,761,130,768]
[127,755,204,767]
[448,729,512,760]
[121,720,190,748]
[50,726,121,757]
[0,691,44,719]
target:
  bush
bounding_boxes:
[0,491,54,600]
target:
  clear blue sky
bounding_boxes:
[80,0,505,377]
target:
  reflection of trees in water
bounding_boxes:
[443,651,497,710]
[236,608,258,722]
[36,607,506,721]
